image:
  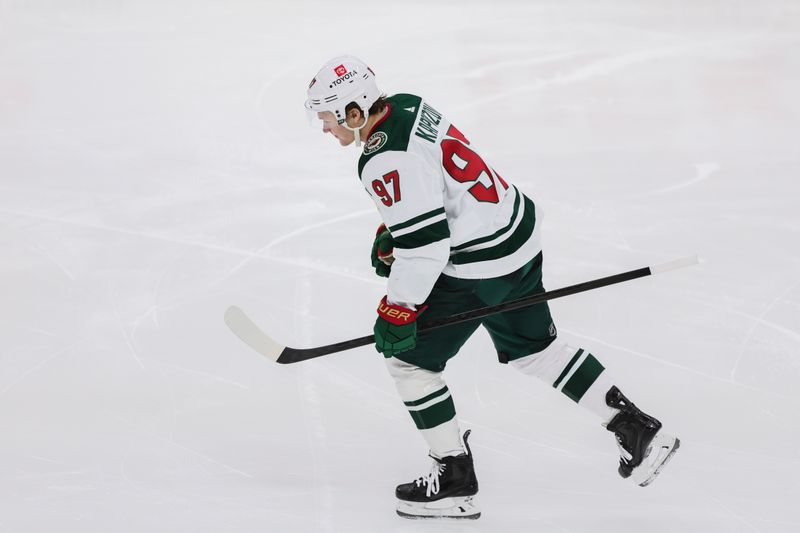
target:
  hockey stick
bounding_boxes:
[224,255,699,364]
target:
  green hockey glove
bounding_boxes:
[374,296,426,358]
[370,224,395,278]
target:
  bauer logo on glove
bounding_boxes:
[378,300,413,323]
[373,296,427,357]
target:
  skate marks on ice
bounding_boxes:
[450,34,789,113]
[560,326,800,402]
[216,207,376,283]
[724,281,800,383]
[621,162,721,200]
[0,343,83,398]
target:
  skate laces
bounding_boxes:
[615,435,634,464]
[414,460,446,497]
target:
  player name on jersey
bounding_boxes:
[415,102,443,143]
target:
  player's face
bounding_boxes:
[317,111,355,146]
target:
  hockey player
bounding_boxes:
[304,56,680,520]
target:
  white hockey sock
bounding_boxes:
[420,418,465,459]
[511,340,618,422]
[577,369,619,424]
[385,358,465,458]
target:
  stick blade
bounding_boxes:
[224,305,286,362]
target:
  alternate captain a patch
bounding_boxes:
[364,131,388,155]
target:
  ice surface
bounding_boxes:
[1,1,799,531]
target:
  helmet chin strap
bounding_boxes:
[342,111,369,148]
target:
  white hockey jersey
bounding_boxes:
[358,93,542,307]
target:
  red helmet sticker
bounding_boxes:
[334,64,347,77]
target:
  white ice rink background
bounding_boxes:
[1,1,799,531]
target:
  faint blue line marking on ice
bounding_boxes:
[297,280,336,532]
[297,365,336,532]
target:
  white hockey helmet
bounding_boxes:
[304,55,382,145]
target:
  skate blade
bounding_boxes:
[633,434,681,487]
[396,495,480,520]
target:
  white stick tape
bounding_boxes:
[649,254,700,275]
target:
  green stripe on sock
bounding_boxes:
[389,207,445,233]
[404,386,449,407]
[409,395,456,430]
[562,354,605,403]
[553,349,583,389]
[394,219,450,249]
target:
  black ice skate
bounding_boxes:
[395,429,480,520]
[605,386,680,487]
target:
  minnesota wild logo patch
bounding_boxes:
[363,131,388,155]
